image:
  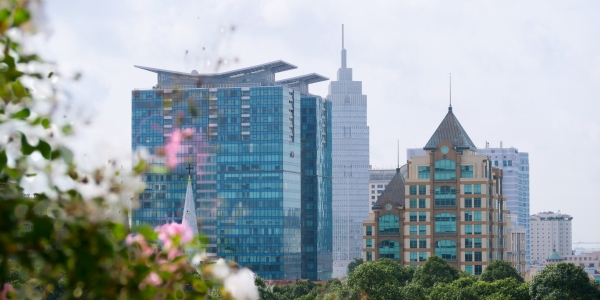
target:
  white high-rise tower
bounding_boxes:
[328,25,370,278]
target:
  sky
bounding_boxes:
[35,1,599,246]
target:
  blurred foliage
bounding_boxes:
[0,1,243,299]
[346,258,362,276]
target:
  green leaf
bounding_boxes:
[41,118,50,129]
[11,108,30,119]
[25,173,36,177]
[48,71,54,78]
[37,140,51,160]
[0,150,7,171]
[13,8,30,27]
[6,168,20,178]
[62,124,72,135]
[20,134,35,155]
[0,9,10,23]
[12,81,26,98]
[133,160,147,173]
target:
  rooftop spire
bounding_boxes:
[341,24,347,68]
[449,73,452,112]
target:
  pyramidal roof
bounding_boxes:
[424,107,476,150]
[374,166,406,208]
[182,176,199,237]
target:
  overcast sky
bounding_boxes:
[38,1,599,246]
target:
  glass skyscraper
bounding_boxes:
[328,26,370,277]
[131,61,332,280]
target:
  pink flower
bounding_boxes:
[1,283,15,300]
[144,272,162,287]
[156,222,194,250]
[164,128,193,169]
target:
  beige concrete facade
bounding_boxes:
[362,141,508,275]
[530,211,572,265]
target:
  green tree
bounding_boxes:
[411,255,460,288]
[530,262,600,300]
[346,258,412,300]
[472,278,530,300]
[347,258,363,275]
[255,276,278,300]
[400,283,426,300]
[480,260,524,283]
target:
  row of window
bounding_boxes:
[408,184,483,195]
[370,213,486,236]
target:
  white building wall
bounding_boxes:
[530,211,573,265]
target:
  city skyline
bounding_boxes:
[34,1,600,246]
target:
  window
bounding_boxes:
[474,212,482,221]
[474,198,481,208]
[409,185,417,195]
[418,166,430,179]
[435,240,457,261]
[366,226,372,236]
[410,252,417,262]
[465,225,473,235]
[464,184,472,194]
[464,198,472,208]
[475,265,482,275]
[409,199,417,208]
[379,215,400,234]
[503,161,507,167]
[494,161,498,167]
[377,184,383,188]
[418,199,426,208]
[465,238,473,248]
[366,239,372,248]
[371,185,375,188]
[508,160,512,166]
[419,252,427,262]
[419,239,427,248]
[409,212,417,222]
[366,252,372,262]
[474,184,482,194]
[475,252,482,262]
[419,225,427,235]
[461,165,474,178]
[475,238,482,248]
[465,252,473,262]
[474,225,482,235]
[434,159,456,180]
[419,212,427,222]
[465,265,473,274]
[434,186,456,207]
[419,185,426,195]
[410,239,417,249]
[379,240,399,259]
[410,225,417,235]
[464,212,473,221]
[435,213,457,234]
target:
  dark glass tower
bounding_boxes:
[131,61,332,280]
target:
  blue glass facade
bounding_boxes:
[132,62,332,280]
[300,96,332,280]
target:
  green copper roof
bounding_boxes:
[424,107,476,150]
[548,250,562,261]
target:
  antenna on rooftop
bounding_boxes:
[449,73,452,111]
[397,139,400,168]
[341,24,347,68]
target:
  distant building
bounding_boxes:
[131,61,332,280]
[505,213,527,275]
[329,25,370,278]
[363,105,509,276]
[368,169,398,213]
[530,211,572,265]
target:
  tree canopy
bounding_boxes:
[530,262,600,300]
[480,260,525,283]
[411,255,460,288]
